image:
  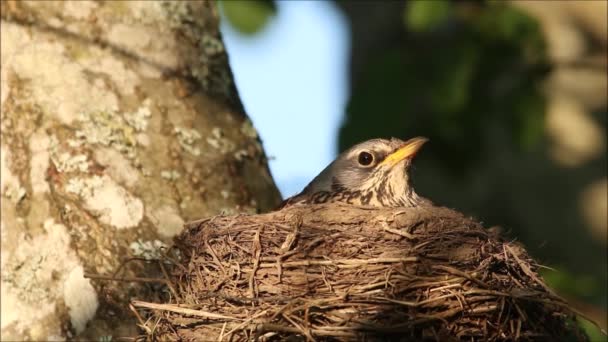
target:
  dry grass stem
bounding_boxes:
[130,204,591,341]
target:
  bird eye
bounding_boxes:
[358,151,374,166]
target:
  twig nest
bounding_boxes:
[134,204,585,341]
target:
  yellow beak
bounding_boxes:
[380,137,428,167]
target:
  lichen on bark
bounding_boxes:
[1,0,280,339]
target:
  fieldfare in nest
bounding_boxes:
[283,137,433,208]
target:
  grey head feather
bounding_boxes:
[289,137,430,207]
[300,138,401,193]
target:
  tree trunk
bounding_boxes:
[0,1,281,339]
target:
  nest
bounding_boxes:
[132,204,588,341]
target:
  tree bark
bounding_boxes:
[0,1,281,339]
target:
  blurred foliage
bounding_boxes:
[340,0,550,173]
[406,0,451,32]
[541,268,606,337]
[578,318,605,342]
[542,268,600,302]
[219,0,276,35]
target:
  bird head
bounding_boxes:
[295,137,429,207]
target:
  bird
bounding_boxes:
[282,137,433,208]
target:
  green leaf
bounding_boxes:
[541,268,599,298]
[405,0,451,32]
[220,0,276,35]
[474,2,545,57]
[512,91,545,150]
[578,318,604,342]
[429,45,478,115]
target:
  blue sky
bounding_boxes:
[220,1,349,198]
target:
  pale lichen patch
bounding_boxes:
[146,204,185,237]
[240,119,259,139]
[126,0,166,24]
[94,148,139,188]
[124,99,152,131]
[63,0,98,20]
[62,266,98,334]
[1,219,87,338]
[160,170,180,181]
[66,175,144,229]
[5,30,119,124]
[136,133,151,147]
[1,199,23,266]
[78,52,141,96]
[106,23,152,52]
[130,239,168,260]
[0,72,8,109]
[74,102,152,160]
[105,22,179,71]
[1,282,61,339]
[200,34,225,56]
[158,1,233,97]
[1,22,34,109]
[206,127,236,154]
[233,149,249,161]
[174,126,202,156]
[179,195,191,210]
[75,111,138,159]
[160,0,195,29]
[48,134,90,174]
[29,130,52,194]
[1,145,26,203]
[53,153,89,173]
[65,176,101,196]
